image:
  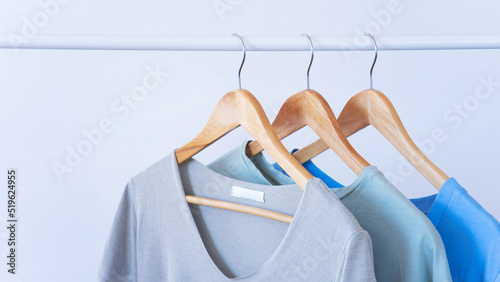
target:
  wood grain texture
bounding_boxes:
[186,195,293,224]
[293,89,449,189]
[175,93,239,163]
[246,89,370,175]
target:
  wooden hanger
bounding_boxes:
[175,89,313,187]
[246,89,370,175]
[246,34,370,175]
[292,34,449,189]
[175,89,310,224]
[175,35,313,224]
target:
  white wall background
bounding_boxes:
[0,0,499,281]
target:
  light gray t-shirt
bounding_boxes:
[208,144,453,282]
[99,152,376,281]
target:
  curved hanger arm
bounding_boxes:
[175,93,239,162]
[293,89,449,189]
[246,89,370,175]
[175,88,313,189]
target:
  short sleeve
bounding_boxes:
[98,182,137,282]
[336,230,376,282]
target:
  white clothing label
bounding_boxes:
[230,186,265,203]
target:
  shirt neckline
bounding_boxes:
[243,143,295,186]
[230,141,377,197]
[168,152,326,280]
[426,177,459,228]
[330,166,379,200]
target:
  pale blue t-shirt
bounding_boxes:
[271,149,500,282]
[208,143,452,282]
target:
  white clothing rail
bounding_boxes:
[1,34,500,51]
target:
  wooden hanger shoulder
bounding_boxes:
[246,89,369,175]
[293,89,449,189]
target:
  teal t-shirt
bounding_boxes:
[208,143,452,282]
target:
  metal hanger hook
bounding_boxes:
[302,33,314,90]
[231,34,246,89]
[364,33,378,89]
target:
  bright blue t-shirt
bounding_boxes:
[272,149,344,188]
[411,178,500,281]
[273,150,500,282]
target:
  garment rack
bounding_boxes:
[1,34,500,51]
